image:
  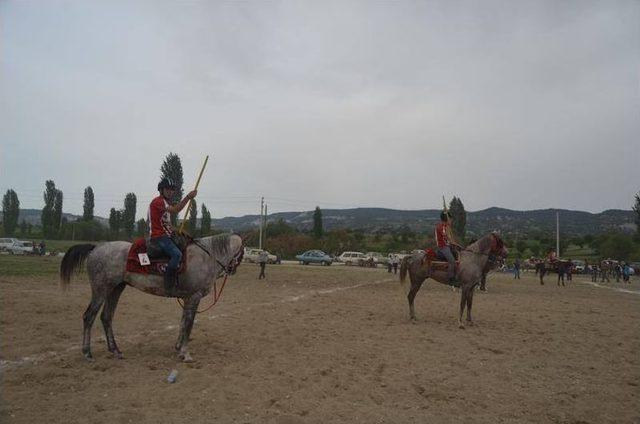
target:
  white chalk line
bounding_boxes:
[0,278,394,371]
[577,279,640,295]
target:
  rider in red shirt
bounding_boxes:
[148,178,197,294]
[435,211,460,287]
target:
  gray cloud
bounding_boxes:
[1,0,638,219]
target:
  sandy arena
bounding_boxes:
[1,263,639,423]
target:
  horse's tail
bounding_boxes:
[60,244,96,290]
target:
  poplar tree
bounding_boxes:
[52,189,63,238]
[83,186,94,221]
[160,152,184,225]
[42,180,57,238]
[448,196,467,243]
[2,189,20,236]
[188,199,197,235]
[201,204,212,236]
[313,206,323,239]
[122,193,137,239]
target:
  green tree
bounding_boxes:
[201,204,212,236]
[529,241,541,257]
[41,180,57,238]
[109,208,122,239]
[2,189,20,236]
[515,239,527,256]
[313,206,323,239]
[448,196,467,242]
[52,189,63,238]
[596,233,635,261]
[187,199,197,235]
[83,186,94,221]
[160,152,184,225]
[122,193,137,239]
[136,218,148,237]
[19,219,27,236]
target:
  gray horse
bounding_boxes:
[60,234,244,362]
[399,232,507,328]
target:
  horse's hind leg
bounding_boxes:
[407,281,423,321]
[175,293,203,362]
[100,283,126,359]
[82,293,106,360]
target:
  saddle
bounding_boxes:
[421,247,460,274]
[125,235,188,276]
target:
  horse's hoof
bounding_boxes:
[179,352,194,363]
[83,352,94,361]
[466,320,474,326]
[112,351,124,360]
[458,323,465,330]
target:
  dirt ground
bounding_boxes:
[1,263,639,423]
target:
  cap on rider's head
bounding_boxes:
[158,178,177,192]
[440,211,449,221]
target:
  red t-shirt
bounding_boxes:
[435,222,450,248]
[148,196,172,238]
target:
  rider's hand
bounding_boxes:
[187,190,197,199]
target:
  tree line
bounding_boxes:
[0,153,216,241]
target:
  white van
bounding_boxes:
[0,238,19,252]
[337,251,366,266]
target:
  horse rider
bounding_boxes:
[435,211,460,287]
[148,178,197,293]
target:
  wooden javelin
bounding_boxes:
[179,155,209,233]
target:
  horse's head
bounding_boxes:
[210,234,244,276]
[490,232,508,260]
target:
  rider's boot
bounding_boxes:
[164,268,178,295]
[448,277,461,288]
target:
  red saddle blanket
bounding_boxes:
[422,248,460,269]
[126,238,187,275]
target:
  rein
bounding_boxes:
[176,243,244,314]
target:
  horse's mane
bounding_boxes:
[199,234,231,257]
[465,233,497,254]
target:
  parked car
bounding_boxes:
[365,252,388,267]
[571,260,585,273]
[337,251,366,266]
[0,237,19,252]
[296,250,333,266]
[243,248,278,264]
[7,240,36,255]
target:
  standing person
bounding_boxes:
[39,240,46,256]
[566,259,573,282]
[435,211,459,287]
[147,178,197,294]
[514,258,521,279]
[392,254,399,275]
[622,262,631,284]
[258,250,268,279]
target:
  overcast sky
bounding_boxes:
[1,0,638,220]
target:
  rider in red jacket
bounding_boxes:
[435,211,460,287]
[148,178,197,293]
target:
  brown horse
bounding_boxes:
[399,232,508,328]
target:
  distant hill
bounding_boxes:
[211,207,636,238]
[16,207,636,238]
[17,209,109,226]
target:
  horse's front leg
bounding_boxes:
[465,285,475,325]
[175,292,203,362]
[458,288,467,329]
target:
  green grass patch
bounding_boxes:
[0,254,63,277]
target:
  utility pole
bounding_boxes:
[259,197,264,250]
[556,211,560,256]
[263,203,268,250]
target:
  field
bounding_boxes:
[1,256,639,423]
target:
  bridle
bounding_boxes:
[215,241,244,278]
[462,233,507,266]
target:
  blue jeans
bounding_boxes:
[153,235,182,272]
[436,246,456,279]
